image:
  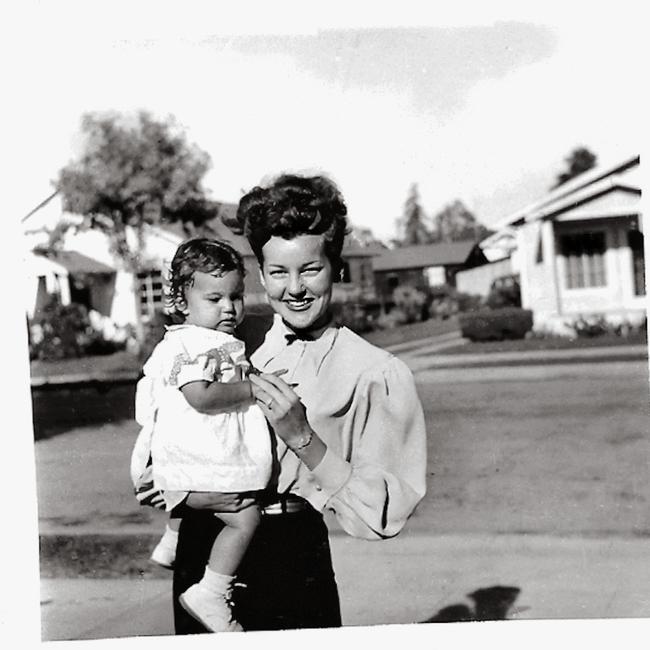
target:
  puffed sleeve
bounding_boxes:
[309,356,427,540]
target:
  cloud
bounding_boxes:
[226,24,557,119]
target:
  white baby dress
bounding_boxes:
[131,324,272,511]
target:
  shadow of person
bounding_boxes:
[423,585,521,623]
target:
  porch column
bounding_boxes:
[542,220,562,316]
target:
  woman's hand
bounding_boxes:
[249,373,311,447]
[185,491,257,512]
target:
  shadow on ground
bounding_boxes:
[423,586,521,623]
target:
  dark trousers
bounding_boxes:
[172,503,342,633]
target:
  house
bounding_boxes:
[372,241,488,305]
[23,193,380,331]
[491,154,644,331]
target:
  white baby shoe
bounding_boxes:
[179,582,242,633]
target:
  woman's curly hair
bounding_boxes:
[236,174,349,271]
[165,238,245,316]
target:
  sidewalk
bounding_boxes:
[40,532,650,640]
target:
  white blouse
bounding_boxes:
[134,324,272,510]
[250,315,427,540]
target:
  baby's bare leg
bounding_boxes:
[207,505,261,576]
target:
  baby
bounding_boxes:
[131,238,273,632]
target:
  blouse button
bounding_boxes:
[315,485,322,491]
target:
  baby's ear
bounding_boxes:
[175,296,188,315]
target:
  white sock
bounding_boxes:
[164,524,179,538]
[199,567,235,595]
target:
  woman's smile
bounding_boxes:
[284,297,314,311]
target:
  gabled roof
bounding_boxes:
[33,249,115,274]
[529,175,640,223]
[372,241,480,272]
[495,154,640,229]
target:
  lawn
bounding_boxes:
[363,317,460,347]
[438,330,647,355]
[35,359,650,577]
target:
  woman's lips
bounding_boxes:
[284,298,313,311]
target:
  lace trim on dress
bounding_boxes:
[168,340,245,385]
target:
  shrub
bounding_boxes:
[29,296,132,361]
[138,310,175,362]
[572,315,610,338]
[428,284,483,319]
[459,307,533,342]
[332,302,375,333]
[392,286,426,324]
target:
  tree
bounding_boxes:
[395,183,432,246]
[431,200,493,243]
[56,110,219,341]
[552,147,597,188]
[349,225,386,249]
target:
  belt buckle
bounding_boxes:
[262,494,305,516]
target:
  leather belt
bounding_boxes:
[261,494,309,515]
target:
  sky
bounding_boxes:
[6,1,645,242]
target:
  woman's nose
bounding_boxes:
[287,274,305,296]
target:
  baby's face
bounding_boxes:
[183,270,245,334]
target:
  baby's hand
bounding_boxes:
[248,366,288,377]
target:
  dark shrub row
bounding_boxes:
[459,308,533,342]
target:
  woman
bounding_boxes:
[172,173,427,633]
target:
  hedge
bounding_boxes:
[458,307,533,342]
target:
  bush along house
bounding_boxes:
[491,154,644,334]
[371,241,488,308]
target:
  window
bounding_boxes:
[560,232,606,289]
[628,230,646,296]
[137,269,164,318]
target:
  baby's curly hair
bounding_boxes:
[166,238,245,316]
[236,174,349,272]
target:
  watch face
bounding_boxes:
[291,431,313,451]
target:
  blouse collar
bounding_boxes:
[264,314,339,368]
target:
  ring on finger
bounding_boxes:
[265,398,274,408]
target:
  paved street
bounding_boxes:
[40,533,650,640]
[33,336,650,641]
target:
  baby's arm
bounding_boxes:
[180,366,286,414]
[180,378,254,414]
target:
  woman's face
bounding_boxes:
[260,234,334,331]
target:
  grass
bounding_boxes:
[438,330,647,355]
[363,317,460,347]
[30,350,141,380]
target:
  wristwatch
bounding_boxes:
[289,430,313,452]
